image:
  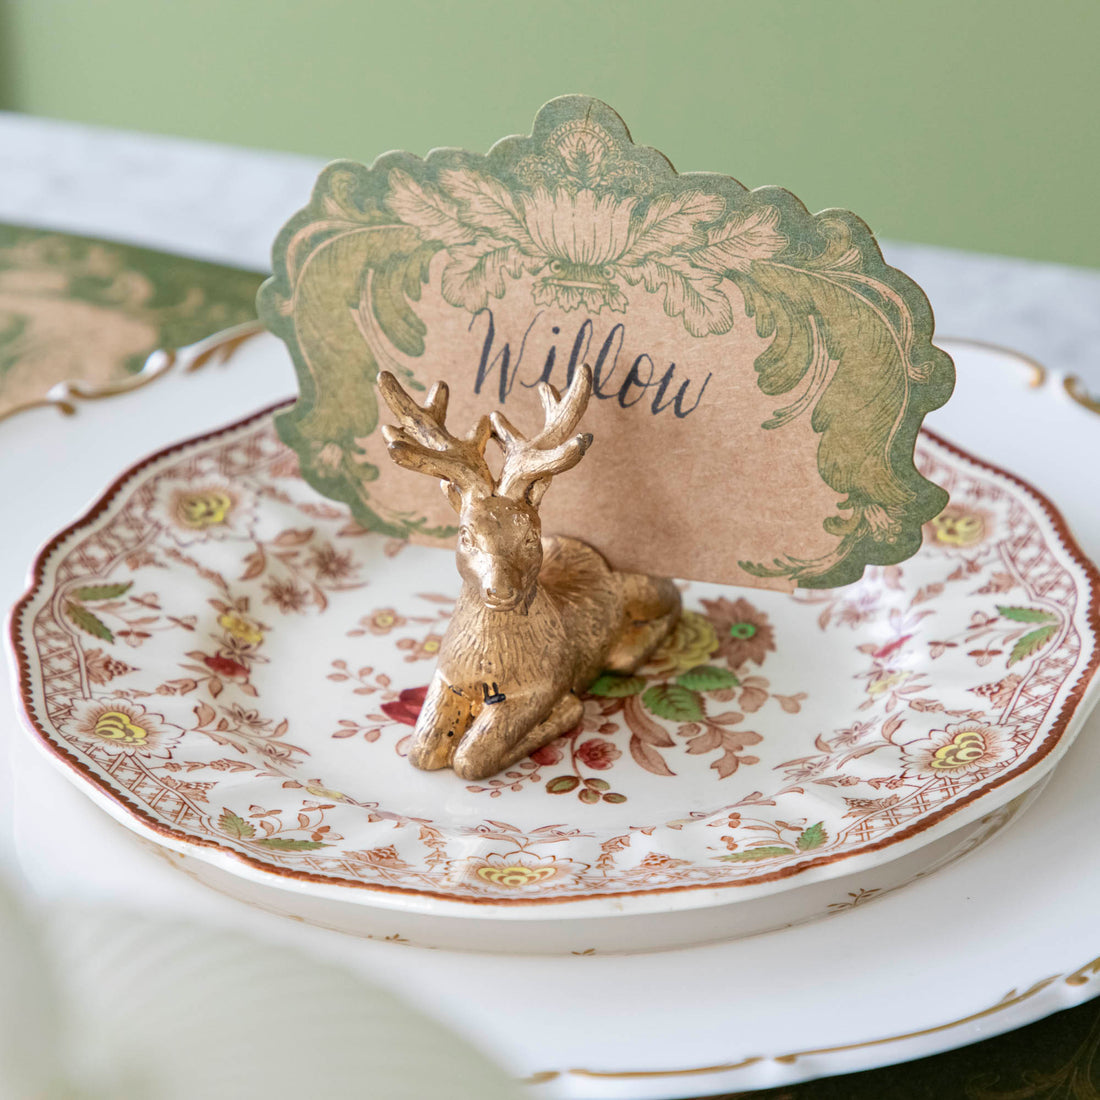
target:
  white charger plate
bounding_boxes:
[3,326,1100,1094]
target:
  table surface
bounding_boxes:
[2,109,1099,1099]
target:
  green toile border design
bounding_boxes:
[258,95,954,588]
[0,223,263,419]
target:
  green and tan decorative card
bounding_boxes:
[0,225,262,421]
[259,96,954,590]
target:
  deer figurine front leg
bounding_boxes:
[378,365,680,781]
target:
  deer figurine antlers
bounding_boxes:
[378,366,682,780]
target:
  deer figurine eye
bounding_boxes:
[459,527,473,548]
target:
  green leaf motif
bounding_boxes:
[65,601,113,642]
[255,837,330,851]
[642,684,704,723]
[72,581,133,601]
[588,673,647,698]
[602,792,628,804]
[218,809,255,840]
[675,665,739,692]
[1008,625,1058,666]
[796,822,828,851]
[998,605,1059,624]
[717,845,794,862]
[546,775,580,794]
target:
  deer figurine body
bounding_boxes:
[378,365,681,781]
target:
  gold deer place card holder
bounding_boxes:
[258,95,955,780]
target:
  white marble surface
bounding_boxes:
[1,110,1097,386]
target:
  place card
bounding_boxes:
[259,95,954,590]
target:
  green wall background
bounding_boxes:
[1,0,1097,268]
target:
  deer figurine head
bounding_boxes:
[378,367,594,612]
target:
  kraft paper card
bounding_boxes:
[259,96,954,590]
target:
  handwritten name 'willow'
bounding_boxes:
[471,309,711,419]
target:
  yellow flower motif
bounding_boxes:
[94,709,148,745]
[363,607,406,635]
[175,488,234,529]
[476,864,557,888]
[464,850,588,892]
[398,633,444,662]
[644,611,719,677]
[867,671,912,696]
[218,611,264,646]
[60,698,183,759]
[929,507,988,547]
[904,721,1014,777]
[929,730,986,769]
[304,782,347,802]
[151,476,255,546]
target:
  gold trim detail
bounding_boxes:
[0,321,264,427]
[1067,955,1100,987]
[1064,376,1100,416]
[772,977,1060,1065]
[522,960,1100,1085]
[939,336,1047,388]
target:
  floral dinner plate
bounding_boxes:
[9,393,1100,951]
